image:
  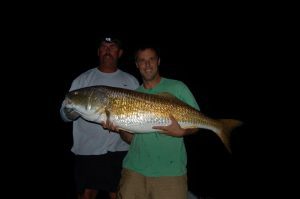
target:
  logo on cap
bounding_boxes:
[105,37,112,42]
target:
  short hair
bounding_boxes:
[134,44,160,61]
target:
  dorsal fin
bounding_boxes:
[155,92,177,98]
[155,92,183,103]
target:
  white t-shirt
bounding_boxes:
[61,68,139,155]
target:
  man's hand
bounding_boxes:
[100,120,133,144]
[100,120,119,132]
[152,114,199,137]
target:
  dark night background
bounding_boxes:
[45,30,262,198]
[12,7,285,198]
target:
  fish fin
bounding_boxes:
[155,92,183,102]
[217,119,243,153]
[105,108,110,123]
[156,92,176,98]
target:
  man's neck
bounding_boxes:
[98,65,118,73]
[143,76,161,89]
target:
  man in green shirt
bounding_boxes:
[114,45,200,199]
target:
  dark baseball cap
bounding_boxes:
[99,36,122,49]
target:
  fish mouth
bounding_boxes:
[64,98,73,108]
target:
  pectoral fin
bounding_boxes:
[105,108,110,124]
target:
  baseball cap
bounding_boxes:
[99,35,122,49]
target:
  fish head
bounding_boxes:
[64,86,109,122]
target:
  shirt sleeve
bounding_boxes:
[178,82,200,111]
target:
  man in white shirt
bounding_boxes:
[60,35,139,199]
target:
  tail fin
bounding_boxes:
[216,119,243,153]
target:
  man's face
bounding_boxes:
[99,42,123,65]
[136,48,160,82]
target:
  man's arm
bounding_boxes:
[152,114,199,137]
[118,130,134,144]
[101,121,134,144]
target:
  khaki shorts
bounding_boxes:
[117,168,187,199]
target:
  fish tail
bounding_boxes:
[216,119,243,153]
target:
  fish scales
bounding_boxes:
[64,85,243,153]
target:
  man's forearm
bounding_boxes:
[183,128,199,136]
[119,130,133,144]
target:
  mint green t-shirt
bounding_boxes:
[123,77,200,177]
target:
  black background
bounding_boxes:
[9,6,283,198]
